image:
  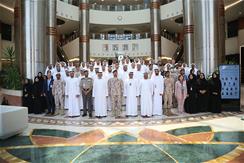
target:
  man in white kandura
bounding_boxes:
[139,71,154,117]
[124,71,139,117]
[151,67,164,116]
[92,71,108,118]
[104,65,113,111]
[65,69,80,117]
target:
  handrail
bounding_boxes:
[57,42,69,62]
[173,42,184,62]
[59,0,176,11]
[90,3,150,11]
[60,31,178,47]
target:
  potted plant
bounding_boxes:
[0,46,22,106]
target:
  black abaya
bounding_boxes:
[185,79,198,114]
[209,78,222,113]
[32,82,43,114]
[22,83,33,113]
[197,78,209,112]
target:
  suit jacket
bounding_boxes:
[43,78,54,95]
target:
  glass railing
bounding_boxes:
[90,3,150,11]
[60,0,176,10]
[59,32,178,46]
[161,31,178,43]
[160,0,176,5]
[91,32,178,43]
[91,33,151,40]
[59,0,79,6]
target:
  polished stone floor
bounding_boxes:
[0,112,243,163]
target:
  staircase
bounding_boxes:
[172,43,184,63]
[57,44,69,63]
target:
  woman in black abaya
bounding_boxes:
[184,73,198,114]
[196,73,209,112]
[32,76,43,114]
[38,72,47,112]
[209,72,222,113]
[22,78,33,113]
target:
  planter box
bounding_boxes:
[0,88,22,106]
[0,105,28,139]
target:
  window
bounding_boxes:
[102,44,109,51]
[112,44,119,51]
[1,23,12,41]
[122,44,129,51]
[227,20,238,38]
[132,43,139,51]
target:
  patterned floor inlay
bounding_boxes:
[28,111,242,127]
[0,126,243,163]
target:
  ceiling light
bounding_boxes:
[0,3,14,12]
[225,0,243,10]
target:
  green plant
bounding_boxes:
[2,46,21,90]
[3,46,15,66]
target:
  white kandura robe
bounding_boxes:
[77,76,84,110]
[65,77,80,116]
[104,72,113,111]
[92,78,108,116]
[139,79,154,116]
[64,76,70,109]
[151,75,164,115]
[124,79,139,116]
[120,71,129,105]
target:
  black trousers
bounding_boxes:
[82,91,92,115]
[45,91,55,114]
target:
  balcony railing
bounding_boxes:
[60,31,178,46]
[60,0,176,10]
[91,33,150,40]
[90,3,150,11]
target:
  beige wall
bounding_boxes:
[90,9,150,25]
[62,37,178,59]
[238,29,244,47]
[161,37,178,58]
[57,0,183,24]
[225,37,239,55]
[63,37,79,59]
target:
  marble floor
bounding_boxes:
[0,111,243,163]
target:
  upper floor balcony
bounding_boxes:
[60,0,176,11]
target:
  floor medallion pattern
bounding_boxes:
[0,126,243,163]
[28,111,242,127]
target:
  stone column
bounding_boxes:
[183,0,194,65]
[14,0,23,76]
[194,0,224,75]
[150,0,161,62]
[238,17,244,46]
[0,23,2,70]
[46,0,57,65]
[15,0,46,79]
[217,0,225,64]
[79,0,90,62]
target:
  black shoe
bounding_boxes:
[89,114,92,118]
[82,114,87,117]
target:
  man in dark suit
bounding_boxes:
[43,70,55,116]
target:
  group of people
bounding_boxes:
[22,57,222,118]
